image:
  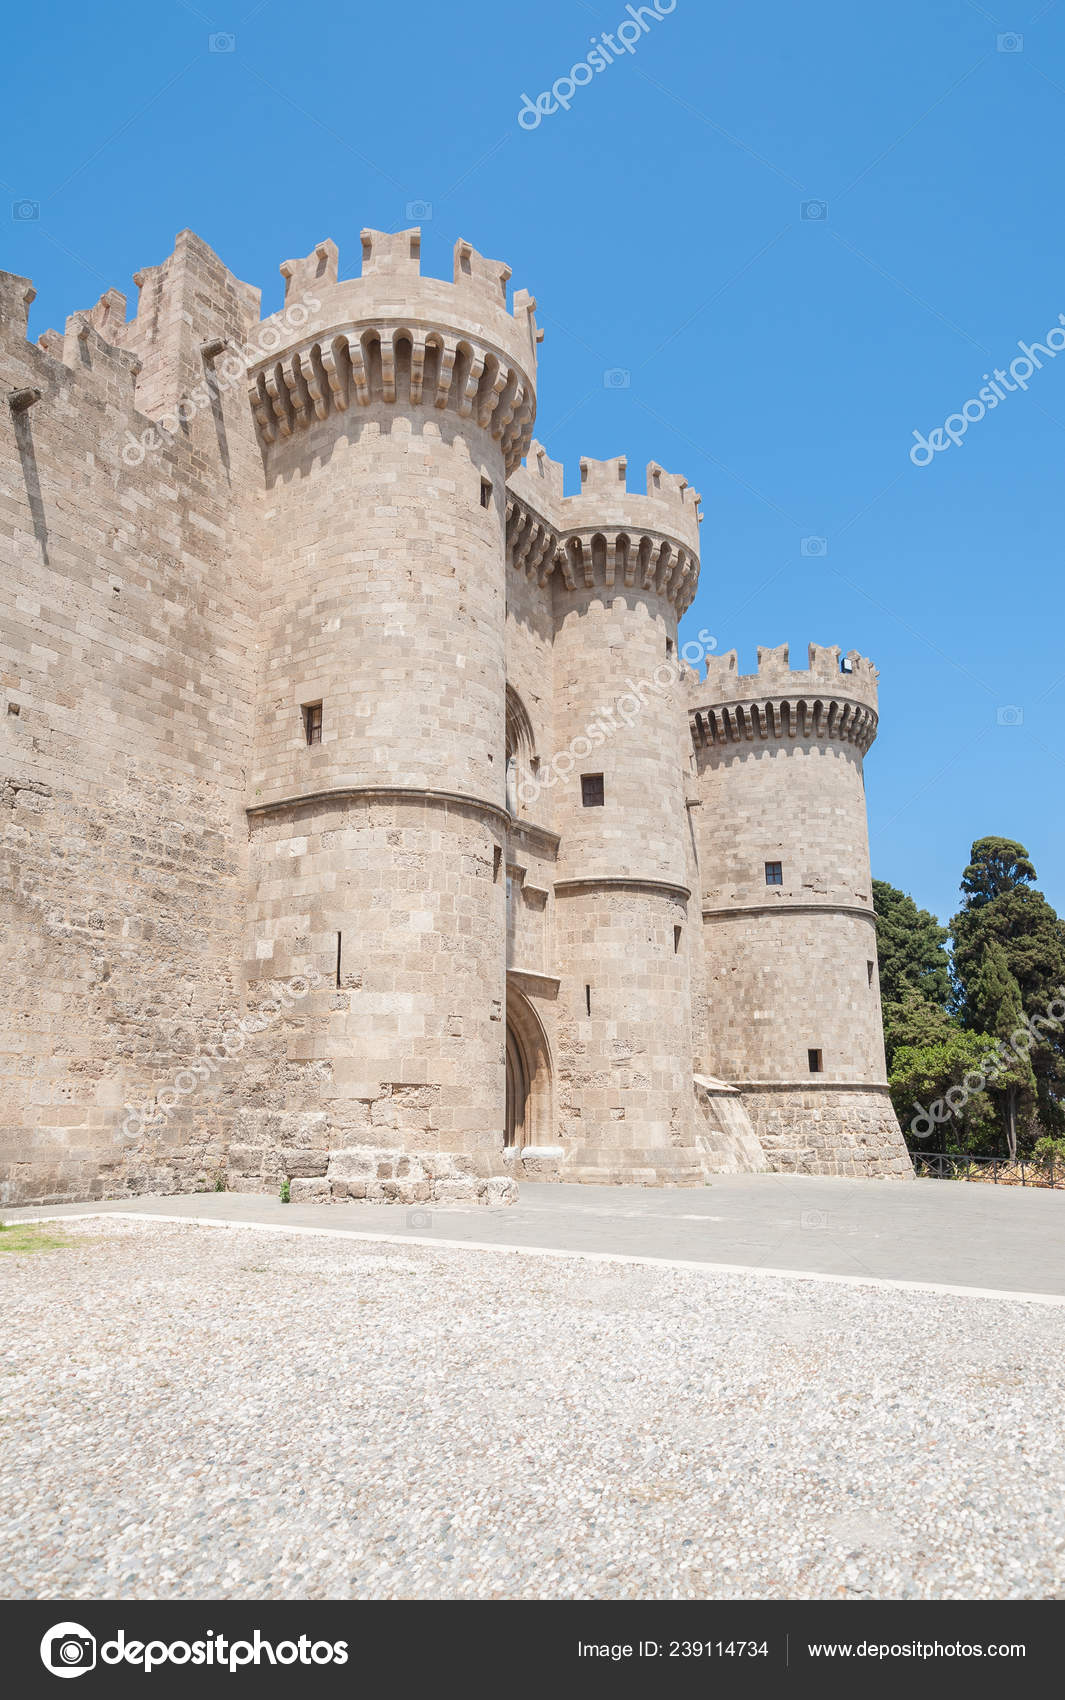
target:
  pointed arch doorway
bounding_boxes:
[505,1021,529,1149]
[504,986,553,1151]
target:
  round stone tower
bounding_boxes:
[547,455,709,1183]
[241,229,538,1171]
[687,643,911,1176]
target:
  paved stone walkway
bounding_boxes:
[8,1173,1065,1297]
[4,1215,1064,1600]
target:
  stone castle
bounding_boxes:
[0,226,913,1207]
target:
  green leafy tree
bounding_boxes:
[959,836,1037,908]
[884,994,998,1151]
[951,839,1065,1141]
[882,990,959,1060]
[873,880,952,1011]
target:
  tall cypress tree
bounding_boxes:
[966,940,1036,1159]
[959,837,1037,908]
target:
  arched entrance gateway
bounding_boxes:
[503,987,553,1151]
[504,1021,529,1149]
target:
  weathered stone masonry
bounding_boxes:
[0,225,912,1205]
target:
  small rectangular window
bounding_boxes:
[585,984,592,1016]
[808,1048,823,1074]
[581,773,605,807]
[303,702,323,745]
[666,637,674,656]
[480,478,493,508]
[336,932,342,989]
[674,925,682,953]
[867,960,875,986]
[765,861,783,886]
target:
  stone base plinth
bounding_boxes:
[283,1147,517,1207]
[737,1084,913,1178]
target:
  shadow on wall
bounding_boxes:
[12,406,49,562]
[205,364,232,479]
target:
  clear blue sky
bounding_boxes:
[5,0,1064,927]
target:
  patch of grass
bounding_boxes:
[0,1221,76,1255]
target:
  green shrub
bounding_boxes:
[1031,1135,1065,1175]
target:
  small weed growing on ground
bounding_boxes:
[279,1179,291,1203]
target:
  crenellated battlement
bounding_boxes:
[563,453,701,542]
[0,267,150,423]
[10,231,263,435]
[4,228,538,470]
[64,285,128,348]
[688,644,879,753]
[504,443,701,613]
[244,230,539,472]
[5,230,702,527]
[279,239,339,302]
[693,642,879,701]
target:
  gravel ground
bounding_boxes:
[3,1216,1064,1600]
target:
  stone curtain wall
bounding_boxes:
[0,244,261,1205]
